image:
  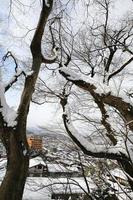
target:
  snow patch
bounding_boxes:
[60,67,133,107]
[43,47,59,62]
[23,149,27,156]
[25,70,33,77]
[45,0,50,7]
[0,83,17,127]
[29,157,46,168]
[60,66,110,94]
[5,68,23,89]
[60,66,81,80]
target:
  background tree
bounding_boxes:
[59,0,133,191]
[33,0,133,195]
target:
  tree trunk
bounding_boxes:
[0,129,29,200]
[0,1,54,199]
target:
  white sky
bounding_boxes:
[0,0,133,129]
[5,89,61,129]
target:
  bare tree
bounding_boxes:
[0,0,132,199]
[58,0,133,190]
[33,1,133,192]
[0,1,59,199]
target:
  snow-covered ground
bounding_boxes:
[0,159,95,200]
[23,177,95,200]
[1,158,133,200]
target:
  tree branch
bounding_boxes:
[93,95,117,145]
[59,67,133,131]
[108,56,133,81]
[2,51,26,92]
[5,71,25,92]
[41,46,58,64]
[60,94,128,162]
[17,0,54,131]
[30,0,53,58]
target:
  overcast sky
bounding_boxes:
[0,0,133,129]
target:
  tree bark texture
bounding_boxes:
[0,128,29,200]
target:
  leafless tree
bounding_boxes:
[0,1,59,199]
[0,0,133,199]
[33,1,133,193]
[58,0,133,192]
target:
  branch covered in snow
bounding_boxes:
[59,66,133,132]
[2,51,27,92]
[41,47,58,64]
[0,83,17,127]
[5,69,26,92]
[108,56,133,82]
[44,0,50,7]
[60,94,128,161]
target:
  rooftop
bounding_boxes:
[29,157,46,168]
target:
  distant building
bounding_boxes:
[51,192,84,200]
[27,136,42,151]
[47,163,80,178]
[28,156,47,177]
[28,156,80,178]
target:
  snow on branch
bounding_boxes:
[45,0,50,7]
[2,51,18,72]
[41,47,59,64]
[2,51,28,92]
[59,66,133,132]
[0,83,17,127]
[108,56,133,82]
[5,69,34,92]
[60,95,128,161]
[59,65,110,95]
[5,69,26,92]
